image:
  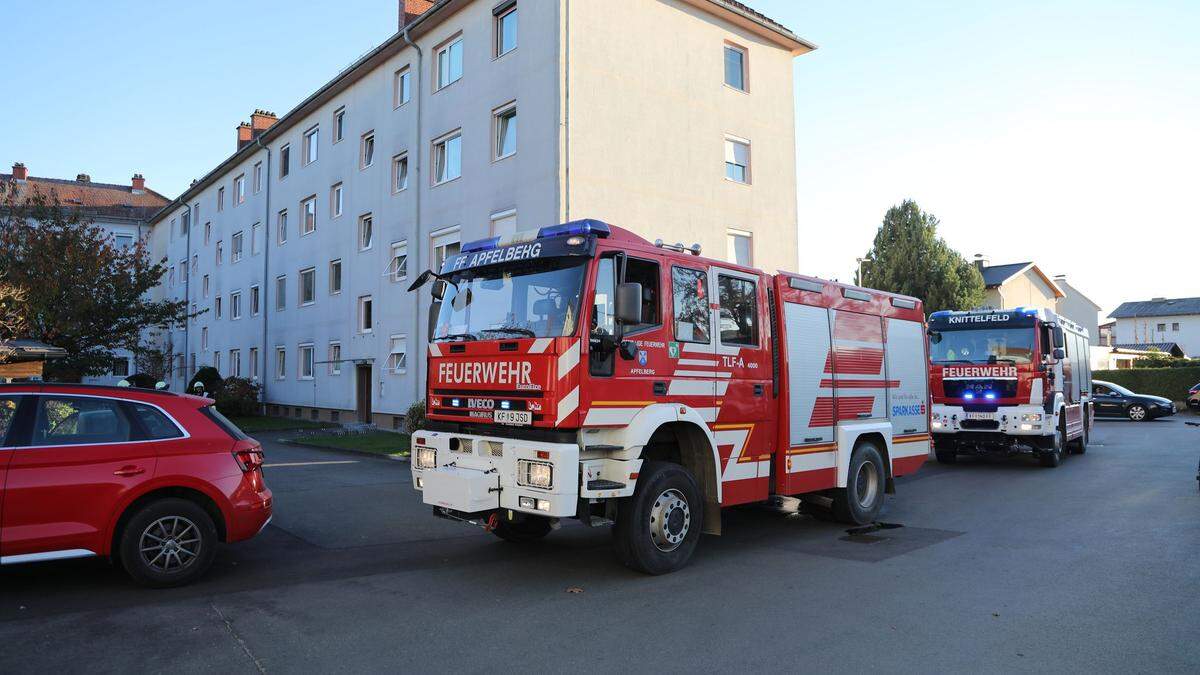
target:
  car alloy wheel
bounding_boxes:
[139,516,203,572]
[1128,405,1147,421]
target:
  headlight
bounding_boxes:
[931,421,943,429]
[517,459,553,489]
[1022,413,1042,422]
[415,446,437,470]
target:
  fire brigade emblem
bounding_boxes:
[637,350,648,366]
[668,342,680,359]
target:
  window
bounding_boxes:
[299,267,316,305]
[250,284,260,316]
[490,209,517,237]
[276,275,287,311]
[495,1,517,57]
[204,221,211,245]
[231,231,244,262]
[235,174,246,204]
[724,43,746,91]
[202,274,210,298]
[129,402,184,440]
[169,266,175,286]
[724,137,750,183]
[359,295,373,333]
[0,397,18,445]
[277,209,288,244]
[31,397,132,446]
[1173,322,1181,331]
[388,335,407,374]
[432,228,461,271]
[727,229,752,266]
[717,274,758,346]
[393,66,411,107]
[251,222,261,255]
[299,344,315,380]
[111,357,130,378]
[180,259,189,283]
[216,239,224,266]
[275,346,286,379]
[329,342,342,375]
[1157,323,1167,332]
[217,187,225,211]
[279,144,291,178]
[672,267,711,343]
[253,161,263,193]
[329,259,342,294]
[249,347,259,379]
[301,196,316,235]
[435,36,464,89]
[333,107,345,143]
[191,255,198,276]
[494,103,516,159]
[360,132,375,169]
[201,326,209,349]
[359,214,374,250]
[115,233,134,250]
[303,126,319,165]
[433,131,462,184]
[592,256,661,351]
[215,296,222,320]
[331,182,343,218]
[213,351,221,374]
[391,242,408,282]
[231,291,242,319]
[228,349,242,377]
[392,153,409,192]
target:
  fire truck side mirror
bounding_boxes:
[615,282,643,325]
[1052,326,1065,349]
[1052,347,1066,360]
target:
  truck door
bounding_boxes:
[709,267,771,500]
[885,316,930,473]
[781,301,837,494]
[668,264,717,423]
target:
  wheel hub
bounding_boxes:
[649,489,691,552]
[139,516,201,573]
[855,460,880,509]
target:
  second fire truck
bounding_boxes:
[407,220,929,574]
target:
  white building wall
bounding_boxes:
[1113,315,1200,357]
[82,216,151,386]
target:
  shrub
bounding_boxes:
[403,399,427,435]
[215,377,262,417]
[187,366,223,397]
[1093,366,1200,402]
[124,372,159,389]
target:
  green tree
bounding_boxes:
[0,184,191,381]
[857,200,985,314]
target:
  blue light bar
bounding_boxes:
[963,393,975,400]
[537,219,611,239]
[930,310,950,319]
[984,392,997,400]
[460,236,501,254]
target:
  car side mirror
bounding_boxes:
[615,282,643,325]
[1052,347,1065,360]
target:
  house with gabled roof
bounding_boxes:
[1109,296,1200,357]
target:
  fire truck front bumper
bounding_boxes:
[410,430,580,518]
[931,404,1054,439]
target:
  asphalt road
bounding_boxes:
[3,415,1199,673]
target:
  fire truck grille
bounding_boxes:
[943,378,1019,399]
[960,419,1001,430]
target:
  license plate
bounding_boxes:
[494,410,532,426]
[965,411,994,420]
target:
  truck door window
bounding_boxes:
[672,266,711,343]
[624,257,661,333]
[717,274,758,346]
[590,257,617,376]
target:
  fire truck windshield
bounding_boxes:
[433,257,588,340]
[929,327,1036,365]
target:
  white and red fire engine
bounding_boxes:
[408,220,929,574]
[928,307,1092,467]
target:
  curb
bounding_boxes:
[280,438,411,463]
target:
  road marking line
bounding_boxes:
[264,460,359,467]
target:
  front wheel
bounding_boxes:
[832,441,886,524]
[119,498,218,588]
[613,461,704,575]
[1039,423,1065,468]
[1127,404,1147,422]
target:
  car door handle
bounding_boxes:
[114,465,145,477]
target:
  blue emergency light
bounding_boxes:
[459,219,612,254]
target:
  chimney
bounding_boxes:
[131,173,146,194]
[973,253,989,272]
[236,122,254,150]
[399,0,435,29]
[11,162,28,181]
[76,173,91,183]
[250,109,278,138]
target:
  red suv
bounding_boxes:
[0,383,271,587]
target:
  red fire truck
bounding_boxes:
[408,220,929,574]
[928,307,1092,467]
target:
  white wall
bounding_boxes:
[1113,315,1200,357]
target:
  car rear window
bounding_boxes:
[127,402,185,440]
[200,405,249,440]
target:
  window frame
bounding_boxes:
[360,131,376,169]
[234,174,246,204]
[726,228,753,267]
[217,187,225,211]
[22,394,188,449]
[328,341,342,375]
[671,265,713,345]
[277,209,288,244]
[331,182,344,218]
[715,270,760,348]
[301,196,317,235]
[493,101,517,161]
[275,275,287,311]
[387,334,408,374]
[432,129,463,185]
[390,241,409,282]
[275,346,287,380]
[279,144,291,179]
[302,125,319,166]
[329,259,343,295]
[358,295,374,334]
[723,41,748,92]
[358,213,374,252]
[299,267,316,306]
[231,230,244,263]
[253,161,263,193]
[250,284,261,316]
[434,34,464,91]
[229,348,242,377]
[230,290,243,320]
[494,1,517,58]
[333,107,345,143]
[392,153,409,193]
[393,66,412,108]
[298,343,315,380]
[724,136,751,185]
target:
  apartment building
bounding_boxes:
[150,0,813,425]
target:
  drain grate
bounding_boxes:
[841,521,904,544]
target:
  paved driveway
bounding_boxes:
[3,418,1199,673]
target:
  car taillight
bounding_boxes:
[234,447,265,472]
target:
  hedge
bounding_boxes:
[1093,367,1200,402]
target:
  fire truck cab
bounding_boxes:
[408,220,929,574]
[928,307,1092,467]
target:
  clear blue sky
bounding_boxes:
[3,0,1197,316]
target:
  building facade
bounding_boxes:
[1,163,170,384]
[149,0,813,425]
[1109,297,1200,357]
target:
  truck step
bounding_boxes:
[584,445,623,453]
[586,479,626,491]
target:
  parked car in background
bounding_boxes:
[0,383,271,587]
[1092,380,1177,421]
[1187,383,1199,410]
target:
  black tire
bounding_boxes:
[118,498,218,588]
[832,441,886,524]
[492,513,552,543]
[1127,404,1148,422]
[613,461,703,575]
[935,450,958,464]
[1039,422,1065,468]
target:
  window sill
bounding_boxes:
[493,47,516,62]
[432,175,462,188]
[492,151,515,164]
[724,177,752,187]
[301,302,315,308]
[392,186,409,195]
[360,162,375,171]
[723,83,749,95]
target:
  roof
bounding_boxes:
[1053,278,1103,311]
[1112,342,1186,356]
[0,174,169,221]
[979,261,1064,298]
[0,339,68,362]
[150,0,814,223]
[1109,297,1200,319]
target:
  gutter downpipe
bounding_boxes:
[182,203,191,387]
[402,22,424,404]
[254,136,272,412]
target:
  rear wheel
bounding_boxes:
[492,513,552,543]
[1127,404,1147,422]
[1069,414,1089,454]
[119,498,218,588]
[832,441,886,524]
[613,461,703,575]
